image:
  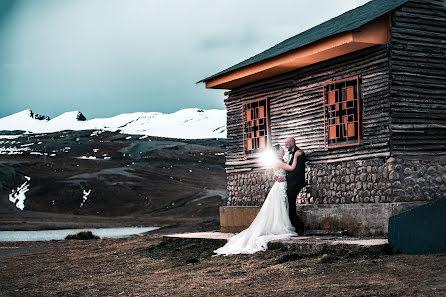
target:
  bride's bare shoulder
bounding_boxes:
[273,159,284,171]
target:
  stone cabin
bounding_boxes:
[198,0,446,236]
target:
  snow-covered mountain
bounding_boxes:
[0,108,227,139]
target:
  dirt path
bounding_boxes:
[1,235,445,296]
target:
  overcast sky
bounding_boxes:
[0,0,370,119]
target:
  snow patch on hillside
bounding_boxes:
[9,176,31,210]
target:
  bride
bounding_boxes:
[214,144,300,256]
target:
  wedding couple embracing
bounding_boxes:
[214,137,306,256]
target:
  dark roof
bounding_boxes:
[198,0,407,84]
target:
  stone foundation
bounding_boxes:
[388,157,446,202]
[224,156,445,235]
[301,158,391,204]
[227,157,446,206]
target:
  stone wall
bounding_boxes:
[299,158,390,205]
[389,157,446,202]
[227,169,274,206]
[226,156,446,207]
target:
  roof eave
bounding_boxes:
[203,14,391,90]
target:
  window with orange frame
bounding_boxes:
[242,98,270,157]
[323,76,361,148]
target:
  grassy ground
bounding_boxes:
[1,235,445,296]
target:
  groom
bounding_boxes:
[279,137,306,234]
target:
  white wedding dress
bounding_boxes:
[214,167,298,255]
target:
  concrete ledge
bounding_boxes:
[298,201,428,236]
[219,202,428,236]
[219,206,261,233]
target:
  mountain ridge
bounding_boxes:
[0,108,226,139]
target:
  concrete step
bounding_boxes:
[268,236,390,256]
[163,232,390,256]
[164,231,234,242]
[303,229,347,236]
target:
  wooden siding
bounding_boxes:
[225,44,392,173]
[389,0,446,156]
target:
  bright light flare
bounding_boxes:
[260,149,276,168]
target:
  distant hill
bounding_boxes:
[0,108,226,139]
[0,129,226,222]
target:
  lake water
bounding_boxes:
[0,227,160,242]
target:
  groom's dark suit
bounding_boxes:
[286,146,306,234]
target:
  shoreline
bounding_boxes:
[0,210,220,237]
